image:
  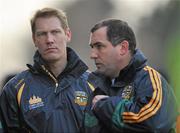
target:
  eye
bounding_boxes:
[36,32,46,37]
[94,43,105,50]
[51,30,61,35]
[95,44,103,49]
[90,42,105,50]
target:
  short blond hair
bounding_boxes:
[31,7,69,34]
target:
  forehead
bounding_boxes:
[90,27,107,40]
[35,16,62,30]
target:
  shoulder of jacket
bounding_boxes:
[133,65,158,86]
[135,65,159,77]
[79,70,92,80]
[134,65,163,91]
[2,70,30,92]
[1,70,31,107]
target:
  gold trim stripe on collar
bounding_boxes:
[87,82,95,91]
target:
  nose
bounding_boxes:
[90,48,98,59]
[46,33,54,45]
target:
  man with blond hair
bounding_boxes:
[0,7,94,132]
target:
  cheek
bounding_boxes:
[57,37,67,46]
[36,43,44,49]
[34,39,43,47]
[101,54,111,65]
[35,43,46,52]
[106,51,118,63]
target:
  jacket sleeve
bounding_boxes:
[92,67,178,132]
[0,113,4,133]
[0,80,21,132]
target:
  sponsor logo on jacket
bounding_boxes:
[74,91,88,106]
[29,95,44,110]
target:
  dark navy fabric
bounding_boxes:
[0,47,93,133]
[83,49,178,133]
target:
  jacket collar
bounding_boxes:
[88,72,111,95]
[114,49,147,86]
[59,47,88,79]
[27,47,88,79]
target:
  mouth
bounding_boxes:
[95,63,102,69]
[45,48,58,53]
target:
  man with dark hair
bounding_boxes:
[0,7,94,132]
[83,19,178,132]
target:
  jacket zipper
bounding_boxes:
[41,65,59,93]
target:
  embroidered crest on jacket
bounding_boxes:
[122,85,133,100]
[74,91,88,106]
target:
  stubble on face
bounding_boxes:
[33,17,69,63]
[90,27,120,78]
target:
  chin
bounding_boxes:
[96,69,105,74]
[43,55,60,62]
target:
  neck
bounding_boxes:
[115,53,132,78]
[48,57,67,77]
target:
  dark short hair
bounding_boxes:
[91,19,136,55]
[31,7,69,34]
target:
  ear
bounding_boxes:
[65,28,72,42]
[119,40,129,56]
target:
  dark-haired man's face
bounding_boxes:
[89,27,121,78]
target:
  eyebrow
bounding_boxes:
[89,42,102,47]
[36,27,62,33]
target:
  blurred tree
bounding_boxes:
[166,33,180,132]
[137,0,180,131]
[167,33,180,106]
[137,0,180,76]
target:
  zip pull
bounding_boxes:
[40,65,59,93]
[54,82,58,93]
